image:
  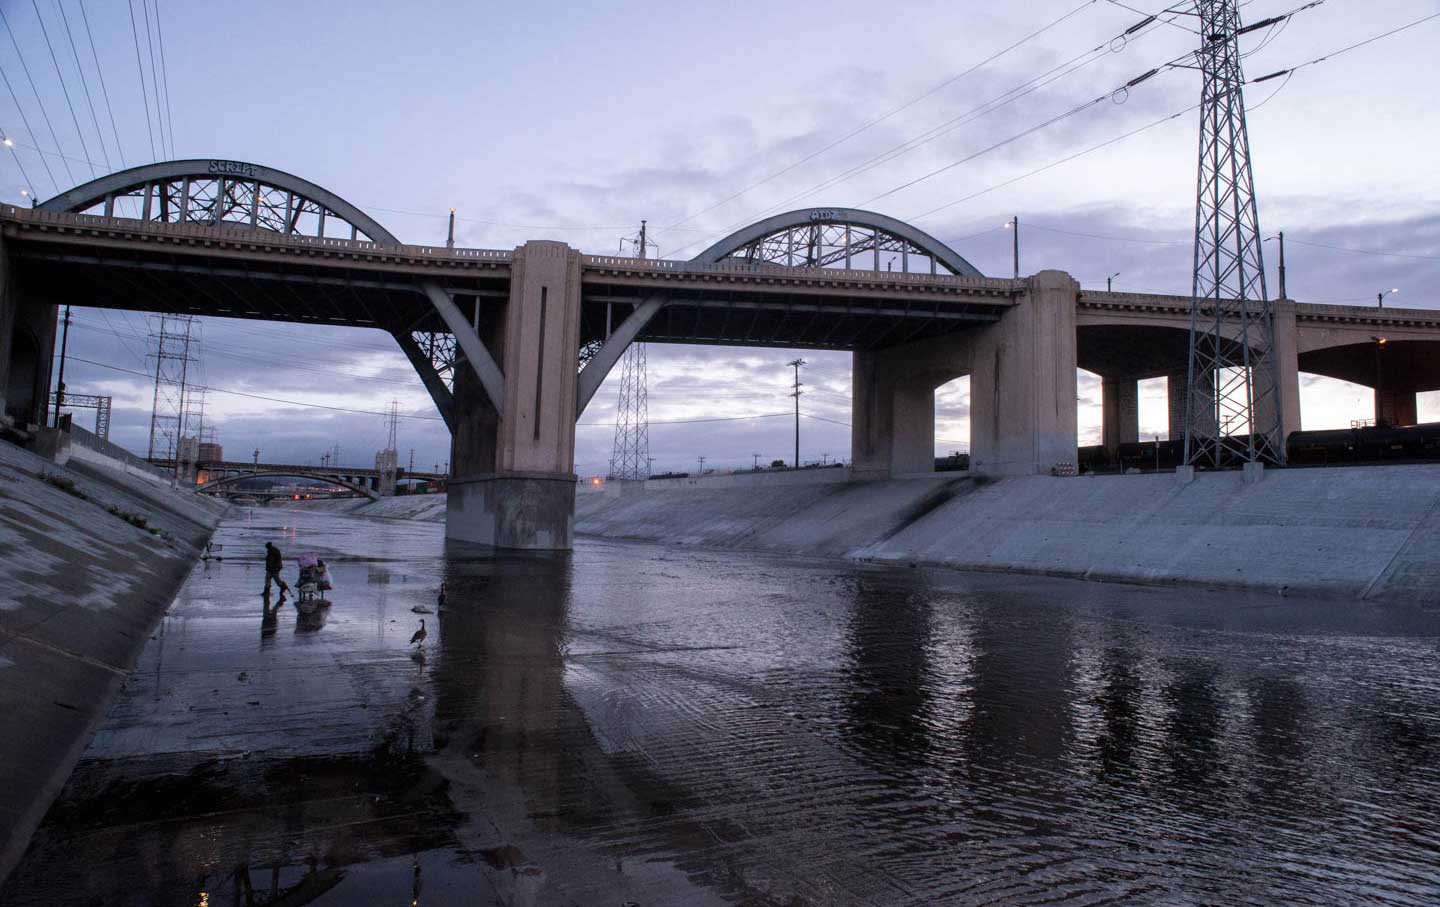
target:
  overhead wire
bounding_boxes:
[78,0,123,169]
[153,0,174,157]
[125,0,155,160]
[0,5,75,185]
[664,0,1105,232]
[29,0,94,177]
[55,0,109,172]
[68,356,448,420]
[138,0,165,157]
[666,5,1194,256]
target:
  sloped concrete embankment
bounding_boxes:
[0,440,223,883]
[575,465,1440,602]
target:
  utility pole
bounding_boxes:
[638,219,647,259]
[446,208,455,249]
[697,455,706,475]
[752,452,761,470]
[253,447,260,466]
[52,305,72,425]
[788,358,805,469]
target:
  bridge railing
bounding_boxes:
[581,254,1023,290]
[0,205,514,263]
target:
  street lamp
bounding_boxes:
[1004,216,1019,278]
[1107,272,1120,291]
[1378,288,1399,308]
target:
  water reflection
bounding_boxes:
[840,580,934,772]
[1094,638,1144,778]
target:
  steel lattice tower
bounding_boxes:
[609,222,652,480]
[608,341,650,479]
[1183,0,1284,467]
[146,314,196,461]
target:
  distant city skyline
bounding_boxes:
[6,0,1437,474]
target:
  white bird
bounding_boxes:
[410,619,427,648]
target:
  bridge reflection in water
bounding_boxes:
[7,508,1439,905]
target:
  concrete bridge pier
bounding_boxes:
[0,235,57,430]
[446,241,579,550]
[1101,376,1140,460]
[852,270,1079,478]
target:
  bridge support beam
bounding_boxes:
[1101,377,1139,461]
[968,271,1079,475]
[447,241,579,549]
[0,233,56,429]
[852,270,1079,478]
[1256,300,1302,442]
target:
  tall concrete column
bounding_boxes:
[851,349,943,477]
[1101,377,1139,459]
[0,233,57,428]
[1376,388,1418,427]
[1168,369,1218,441]
[969,270,1079,475]
[446,240,580,549]
[1256,300,1301,440]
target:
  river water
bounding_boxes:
[5,507,1440,905]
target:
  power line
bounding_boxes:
[30,0,95,177]
[0,69,56,192]
[1246,9,1440,85]
[731,9,1189,232]
[153,0,174,157]
[138,0,165,157]
[665,0,1103,231]
[579,412,792,427]
[1027,222,1187,245]
[55,0,110,172]
[78,0,123,169]
[1284,237,1440,263]
[125,0,155,161]
[0,5,76,185]
[69,355,448,420]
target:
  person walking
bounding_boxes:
[263,541,290,596]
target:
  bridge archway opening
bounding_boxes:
[934,375,970,469]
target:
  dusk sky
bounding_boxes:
[4,0,1438,476]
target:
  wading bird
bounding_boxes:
[410,619,427,649]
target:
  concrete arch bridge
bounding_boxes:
[3,158,1438,549]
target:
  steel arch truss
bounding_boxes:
[39,159,401,243]
[693,208,983,277]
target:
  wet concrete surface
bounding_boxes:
[5,506,1440,905]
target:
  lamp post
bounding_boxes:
[1378,287,1399,309]
[1107,272,1120,292]
[1004,217,1019,278]
[1264,233,1287,299]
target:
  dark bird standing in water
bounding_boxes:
[410,619,427,648]
[437,582,446,609]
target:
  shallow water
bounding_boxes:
[5,506,1440,905]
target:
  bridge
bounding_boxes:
[2,158,1437,549]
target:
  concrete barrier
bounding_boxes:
[575,464,1440,602]
[0,439,221,886]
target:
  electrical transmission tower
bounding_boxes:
[146,314,197,461]
[609,221,652,480]
[1182,0,1284,467]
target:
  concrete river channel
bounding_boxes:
[5,506,1440,906]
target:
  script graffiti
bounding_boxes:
[208,160,258,178]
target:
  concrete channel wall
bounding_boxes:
[0,438,224,885]
[575,465,1440,602]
